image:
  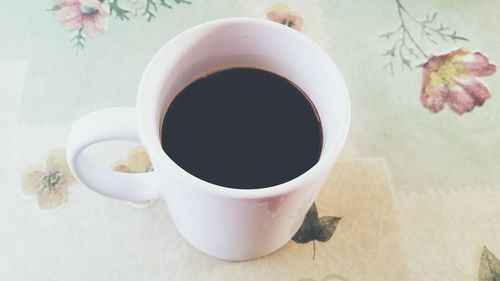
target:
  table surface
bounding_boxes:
[2,0,500,280]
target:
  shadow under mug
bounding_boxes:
[67,17,350,261]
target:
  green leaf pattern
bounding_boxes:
[479,247,500,281]
[293,203,341,244]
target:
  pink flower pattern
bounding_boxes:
[421,49,496,115]
[53,0,109,38]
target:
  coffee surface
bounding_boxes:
[161,68,322,189]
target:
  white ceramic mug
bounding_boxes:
[66,17,350,261]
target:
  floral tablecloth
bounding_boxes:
[2,1,500,280]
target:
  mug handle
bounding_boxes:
[66,107,160,201]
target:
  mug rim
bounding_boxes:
[137,17,351,199]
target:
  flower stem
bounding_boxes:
[381,0,468,74]
[396,0,468,43]
[70,28,85,54]
[395,0,428,58]
[312,240,316,260]
[110,0,130,20]
[143,0,158,22]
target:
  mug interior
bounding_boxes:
[137,18,350,195]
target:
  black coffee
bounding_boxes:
[161,68,322,189]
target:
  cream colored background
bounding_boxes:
[1,0,499,280]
